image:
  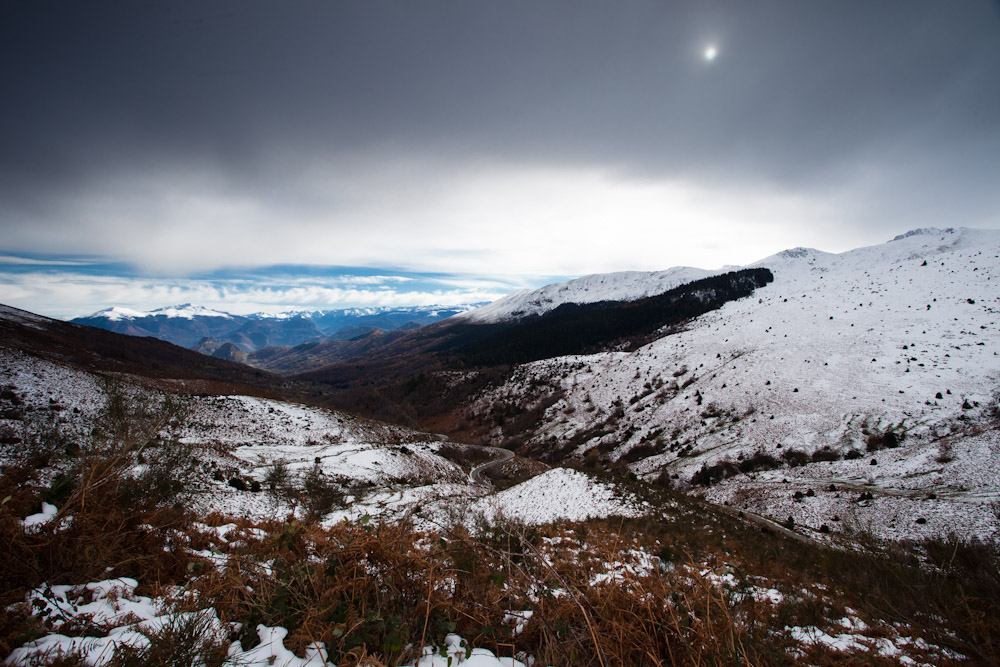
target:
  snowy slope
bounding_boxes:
[0,346,472,523]
[469,228,1000,540]
[457,266,719,324]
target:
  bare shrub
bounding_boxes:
[300,462,343,519]
[781,449,810,467]
[107,610,230,667]
[866,428,902,452]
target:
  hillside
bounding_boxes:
[452,228,1000,540]
[0,304,281,396]
[277,269,774,429]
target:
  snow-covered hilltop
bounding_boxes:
[469,227,1000,540]
[457,266,719,324]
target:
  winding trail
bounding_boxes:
[469,447,514,485]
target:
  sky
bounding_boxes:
[1,1,999,318]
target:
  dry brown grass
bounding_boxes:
[4,481,993,667]
[2,398,996,667]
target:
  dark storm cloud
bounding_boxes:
[1,0,998,269]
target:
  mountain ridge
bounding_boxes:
[72,304,479,352]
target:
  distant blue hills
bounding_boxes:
[71,303,482,353]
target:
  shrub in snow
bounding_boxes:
[301,462,343,518]
[781,449,810,468]
[737,451,781,474]
[866,429,901,452]
[690,460,740,486]
[265,457,294,500]
[810,447,840,463]
[652,469,674,489]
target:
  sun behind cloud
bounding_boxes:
[703,44,719,62]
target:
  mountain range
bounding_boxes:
[70,304,480,353]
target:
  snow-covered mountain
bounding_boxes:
[72,304,479,352]
[90,304,235,321]
[462,227,1000,541]
[72,304,255,349]
[457,266,720,324]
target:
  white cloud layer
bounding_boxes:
[3,156,899,281]
[0,270,510,320]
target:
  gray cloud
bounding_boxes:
[1,1,998,279]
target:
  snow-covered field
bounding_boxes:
[0,347,473,524]
[469,228,1000,541]
[0,346,649,531]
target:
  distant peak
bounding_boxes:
[776,247,820,260]
[892,227,955,241]
[87,306,149,321]
[148,304,233,319]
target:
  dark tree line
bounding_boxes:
[443,268,774,367]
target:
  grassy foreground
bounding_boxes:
[1,385,998,666]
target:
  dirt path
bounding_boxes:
[469,447,514,485]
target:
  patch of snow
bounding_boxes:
[469,468,646,525]
[229,625,329,667]
[787,625,941,666]
[0,304,52,328]
[409,634,527,667]
[21,502,58,531]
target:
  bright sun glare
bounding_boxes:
[703,45,718,62]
